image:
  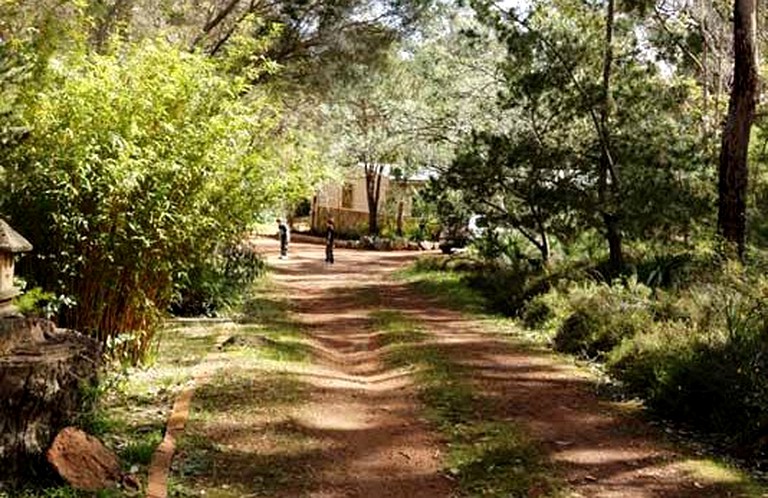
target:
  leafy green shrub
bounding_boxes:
[608,278,768,453]
[410,255,447,273]
[1,38,317,363]
[647,289,692,322]
[553,279,654,358]
[520,295,553,329]
[13,286,55,317]
[336,223,367,240]
[171,243,264,317]
[464,257,546,315]
[120,429,164,466]
[632,250,719,290]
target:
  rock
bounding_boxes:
[47,427,120,491]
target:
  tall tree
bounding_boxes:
[325,48,449,235]
[717,0,759,258]
[598,0,623,272]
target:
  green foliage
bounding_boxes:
[447,423,554,498]
[446,0,715,264]
[400,256,489,313]
[520,295,554,329]
[0,37,316,362]
[420,179,474,244]
[607,275,768,448]
[171,242,265,317]
[74,371,128,436]
[120,429,164,466]
[0,487,120,498]
[552,279,654,358]
[463,255,559,316]
[13,286,56,317]
[370,309,429,346]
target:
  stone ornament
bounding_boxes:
[0,219,33,317]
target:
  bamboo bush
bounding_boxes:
[1,38,319,363]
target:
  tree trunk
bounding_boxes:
[365,164,383,235]
[91,0,135,52]
[540,230,550,264]
[604,213,623,271]
[311,195,318,232]
[0,318,100,481]
[368,207,379,235]
[532,211,550,264]
[396,200,404,237]
[717,0,759,259]
[599,0,623,273]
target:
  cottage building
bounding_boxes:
[310,166,430,234]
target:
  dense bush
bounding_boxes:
[1,39,319,362]
[464,258,552,315]
[170,242,265,317]
[552,280,654,358]
[520,295,554,329]
[607,278,768,449]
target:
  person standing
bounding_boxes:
[277,218,289,259]
[325,218,335,264]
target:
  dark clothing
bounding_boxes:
[278,223,288,257]
[325,225,335,263]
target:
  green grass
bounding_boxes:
[154,327,221,367]
[170,368,315,498]
[228,282,312,362]
[171,428,317,498]
[169,278,318,497]
[119,428,164,466]
[398,259,488,313]
[372,309,562,497]
[257,337,312,362]
[447,423,556,497]
[194,369,306,415]
[219,326,312,363]
[370,309,429,346]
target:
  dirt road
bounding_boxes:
[251,239,753,498]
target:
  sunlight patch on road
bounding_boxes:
[552,448,654,465]
[297,403,374,431]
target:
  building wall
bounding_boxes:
[312,170,423,233]
[315,173,393,212]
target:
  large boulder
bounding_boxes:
[0,317,101,480]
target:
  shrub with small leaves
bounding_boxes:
[553,278,654,358]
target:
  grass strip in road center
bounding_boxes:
[371,309,565,498]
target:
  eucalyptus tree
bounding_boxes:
[451,0,711,264]
[324,58,417,235]
[76,0,435,93]
[717,0,759,259]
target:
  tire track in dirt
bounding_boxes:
[378,302,729,498]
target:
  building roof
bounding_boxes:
[0,219,32,252]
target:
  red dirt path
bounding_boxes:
[257,239,746,498]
